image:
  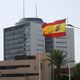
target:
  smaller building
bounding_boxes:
[0,53,73,80]
[0,54,50,80]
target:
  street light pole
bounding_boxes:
[66,27,71,80]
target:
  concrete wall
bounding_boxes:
[0,54,50,80]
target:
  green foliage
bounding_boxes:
[72,62,80,80]
[47,49,73,68]
[45,49,74,80]
[60,75,69,80]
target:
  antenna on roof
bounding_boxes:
[23,0,25,18]
[35,1,38,18]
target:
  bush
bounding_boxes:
[60,75,69,80]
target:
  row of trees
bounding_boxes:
[72,62,80,80]
[44,49,80,80]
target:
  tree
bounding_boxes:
[72,62,80,80]
[45,49,73,80]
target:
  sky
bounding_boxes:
[0,0,80,62]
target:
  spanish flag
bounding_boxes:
[42,19,66,37]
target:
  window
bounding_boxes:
[56,46,67,48]
[0,65,30,70]
[56,42,67,44]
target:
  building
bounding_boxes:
[0,54,50,80]
[0,53,74,80]
[4,18,45,60]
[4,18,75,67]
[45,28,75,67]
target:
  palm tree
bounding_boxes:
[72,62,80,80]
[45,49,73,80]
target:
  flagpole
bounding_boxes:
[66,18,71,80]
[23,0,25,18]
[35,1,38,18]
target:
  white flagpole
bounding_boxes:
[23,0,25,18]
[66,18,71,80]
[35,1,38,18]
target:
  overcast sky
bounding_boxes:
[0,0,80,62]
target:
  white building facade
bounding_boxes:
[4,18,45,60]
[45,28,75,67]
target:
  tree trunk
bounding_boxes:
[57,67,60,80]
[51,65,54,80]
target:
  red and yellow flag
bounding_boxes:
[42,19,66,37]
